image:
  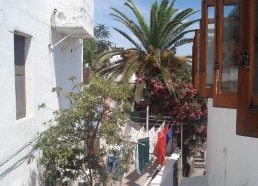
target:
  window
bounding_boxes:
[14,34,26,119]
[192,29,200,89]
[236,0,258,137]
[199,0,216,98]
[213,0,240,108]
[199,0,258,137]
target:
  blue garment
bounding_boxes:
[107,156,115,173]
[107,155,121,176]
[166,127,173,145]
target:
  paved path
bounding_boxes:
[191,168,205,177]
[114,157,159,186]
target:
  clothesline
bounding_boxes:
[130,116,173,121]
[121,137,147,146]
[130,120,206,126]
[130,116,206,125]
[130,117,173,124]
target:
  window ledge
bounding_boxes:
[16,115,34,124]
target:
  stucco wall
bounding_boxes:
[0,0,93,185]
[206,98,258,186]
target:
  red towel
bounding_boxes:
[156,125,169,165]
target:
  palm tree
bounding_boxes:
[93,0,198,101]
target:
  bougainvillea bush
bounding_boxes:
[134,66,207,156]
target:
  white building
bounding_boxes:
[0,0,93,185]
[192,0,258,186]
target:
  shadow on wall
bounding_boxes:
[0,149,34,182]
[0,148,45,186]
[28,157,45,186]
[51,30,83,109]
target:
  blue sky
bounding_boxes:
[94,0,202,56]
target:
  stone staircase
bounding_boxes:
[193,152,206,168]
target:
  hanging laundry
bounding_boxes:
[137,137,150,174]
[156,121,165,135]
[166,126,173,155]
[149,127,156,154]
[114,156,121,176]
[107,152,121,176]
[166,127,173,145]
[161,121,166,129]
[107,155,115,173]
[135,144,139,172]
[132,127,146,174]
[137,128,146,139]
[154,122,164,147]
[156,125,169,165]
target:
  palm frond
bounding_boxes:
[169,55,191,80]
[113,28,143,51]
[105,62,127,81]
[158,0,177,29]
[171,19,199,37]
[172,38,194,48]
[159,66,175,92]
[96,57,124,75]
[150,3,159,49]
[125,0,150,39]
[161,20,181,38]
[93,49,127,69]
[167,0,177,12]
[110,8,147,50]
[163,26,197,50]
[174,8,199,22]
[122,54,140,83]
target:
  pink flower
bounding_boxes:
[151,79,156,84]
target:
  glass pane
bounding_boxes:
[221,2,240,92]
[206,6,215,87]
[254,0,258,104]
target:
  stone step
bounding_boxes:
[193,155,203,159]
[194,158,205,162]
[194,156,204,159]
[194,161,206,168]
[192,153,206,168]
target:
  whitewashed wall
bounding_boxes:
[0,0,93,185]
[206,98,258,186]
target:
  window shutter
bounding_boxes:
[199,0,216,98]
[213,0,241,108]
[236,0,258,137]
[192,29,200,89]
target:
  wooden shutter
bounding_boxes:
[14,34,26,119]
[236,0,258,137]
[213,0,241,108]
[199,0,216,98]
[192,29,200,89]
